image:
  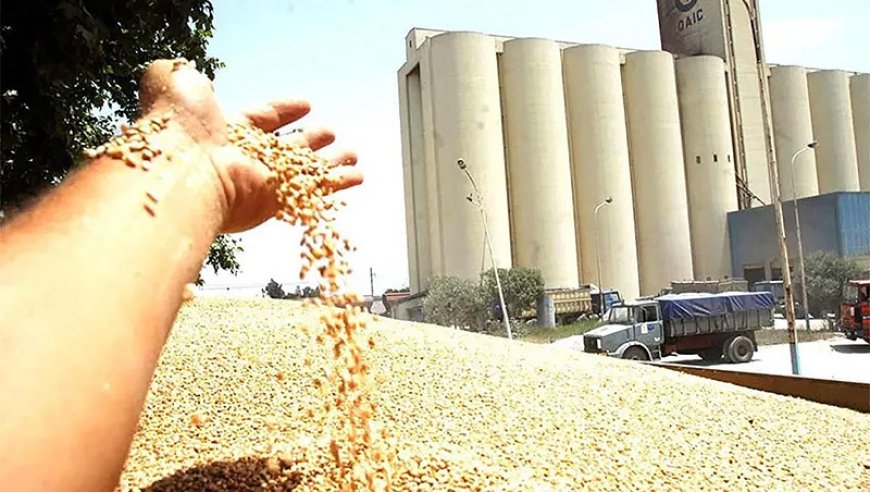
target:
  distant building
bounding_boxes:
[394,292,427,322]
[398,3,870,301]
[728,192,870,284]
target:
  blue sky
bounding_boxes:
[200,0,870,296]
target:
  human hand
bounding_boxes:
[137,59,362,233]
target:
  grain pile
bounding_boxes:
[121,299,870,491]
[94,82,867,489]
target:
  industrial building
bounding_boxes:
[397,0,870,303]
[729,192,870,282]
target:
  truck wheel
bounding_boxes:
[722,336,737,362]
[699,348,723,362]
[622,346,649,361]
[845,332,858,341]
[727,336,754,363]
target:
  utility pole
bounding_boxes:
[369,267,375,298]
[742,0,800,374]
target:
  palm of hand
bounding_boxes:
[136,59,360,233]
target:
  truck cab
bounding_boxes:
[582,301,663,360]
[591,290,623,317]
[840,280,870,343]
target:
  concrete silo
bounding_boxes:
[563,44,640,300]
[852,74,870,191]
[808,70,860,193]
[623,51,694,295]
[500,38,578,288]
[675,56,739,281]
[769,66,819,199]
[427,32,512,279]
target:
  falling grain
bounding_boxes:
[227,122,392,489]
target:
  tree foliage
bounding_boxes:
[196,234,244,285]
[1,1,240,282]
[423,277,488,331]
[1,0,221,207]
[262,279,286,300]
[798,252,863,316]
[481,267,545,319]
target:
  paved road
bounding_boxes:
[662,336,870,384]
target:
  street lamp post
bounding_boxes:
[457,159,512,340]
[789,142,818,333]
[594,197,613,315]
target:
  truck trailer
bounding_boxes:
[520,286,622,324]
[582,292,776,363]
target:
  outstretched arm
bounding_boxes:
[0,60,360,491]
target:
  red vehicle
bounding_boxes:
[839,280,870,343]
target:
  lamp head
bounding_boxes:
[605,197,613,204]
[466,195,473,203]
[807,141,819,149]
[457,158,467,170]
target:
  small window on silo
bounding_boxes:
[696,156,701,164]
[713,154,719,163]
[728,154,732,163]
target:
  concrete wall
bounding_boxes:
[676,55,739,281]
[417,40,444,283]
[724,0,770,207]
[500,38,578,288]
[623,50,694,295]
[563,44,640,299]
[808,70,860,193]
[769,66,819,199]
[397,70,418,292]
[657,0,771,208]
[657,0,728,58]
[852,74,870,192]
[426,32,513,280]
[397,68,431,292]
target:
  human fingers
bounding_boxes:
[326,167,364,191]
[288,127,335,151]
[327,150,358,169]
[241,99,311,133]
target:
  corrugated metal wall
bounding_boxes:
[837,193,870,257]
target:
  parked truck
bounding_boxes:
[582,291,776,363]
[520,286,622,324]
[839,280,870,343]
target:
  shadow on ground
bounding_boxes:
[659,357,761,368]
[143,456,302,491]
[830,343,870,355]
